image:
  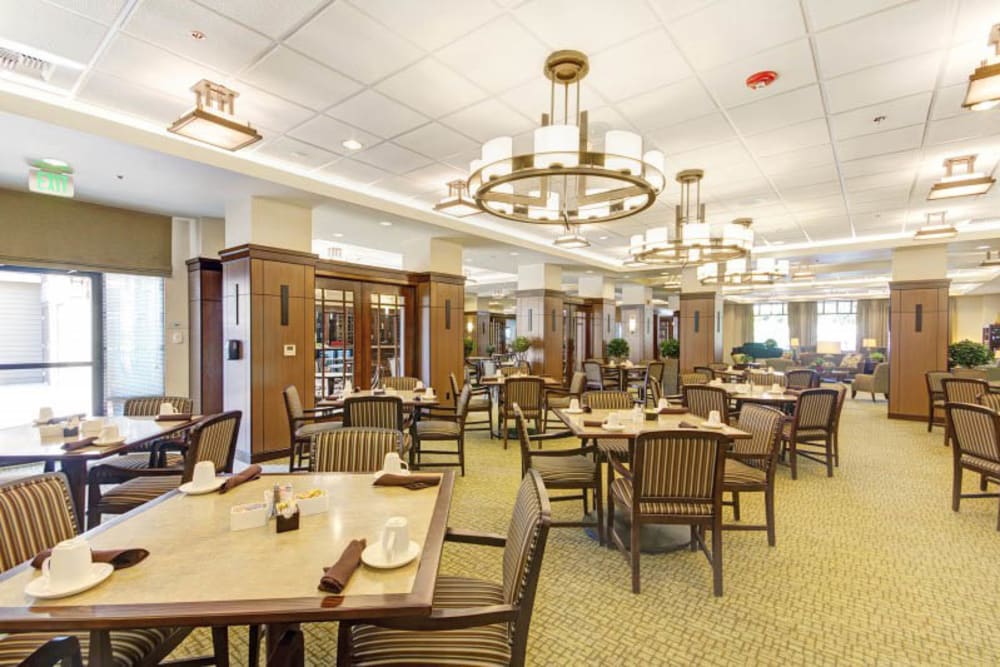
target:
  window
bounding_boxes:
[103,273,165,414]
[817,300,857,352]
[752,303,789,348]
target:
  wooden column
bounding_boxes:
[585,298,615,360]
[464,310,490,356]
[221,245,316,463]
[679,291,723,372]
[888,279,949,421]
[187,257,223,415]
[415,273,465,406]
[516,289,564,382]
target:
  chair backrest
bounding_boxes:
[310,427,400,473]
[513,404,533,476]
[680,372,709,386]
[382,376,419,391]
[0,473,77,572]
[501,469,551,665]
[455,384,471,422]
[582,390,632,410]
[505,377,544,414]
[500,365,521,377]
[926,370,951,394]
[343,395,405,431]
[583,360,604,386]
[942,378,990,405]
[953,367,988,380]
[708,362,728,371]
[978,391,1000,413]
[748,371,785,387]
[792,388,838,432]
[630,431,730,514]
[647,377,663,405]
[449,372,460,401]
[646,361,665,386]
[830,383,847,434]
[785,369,818,389]
[946,402,1000,465]
[181,411,242,481]
[871,362,890,391]
[693,366,715,379]
[567,371,586,395]
[517,360,531,374]
[682,385,730,421]
[283,385,304,420]
[734,404,785,469]
[123,396,193,417]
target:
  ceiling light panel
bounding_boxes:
[287,115,378,155]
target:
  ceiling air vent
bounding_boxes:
[0,48,55,82]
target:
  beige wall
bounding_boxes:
[163,219,192,397]
[951,294,1000,343]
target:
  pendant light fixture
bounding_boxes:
[980,250,1000,267]
[434,180,480,217]
[963,24,1000,111]
[927,155,995,200]
[552,222,590,249]
[913,211,957,240]
[168,79,261,151]
[627,170,752,266]
[696,219,789,285]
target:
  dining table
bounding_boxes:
[479,375,561,437]
[0,471,455,665]
[319,389,440,409]
[601,363,647,390]
[0,416,199,526]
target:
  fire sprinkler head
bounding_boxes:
[745,70,778,90]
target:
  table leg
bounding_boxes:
[60,459,87,528]
[266,623,304,667]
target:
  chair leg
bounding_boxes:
[336,623,353,667]
[789,440,798,480]
[458,435,465,477]
[594,483,604,546]
[502,412,509,450]
[764,482,776,546]
[248,625,261,667]
[731,491,741,521]
[630,515,641,594]
[825,436,834,477]
[952,461,963,512]
[980,474,988,492]
[288,442,297,473]
[690,525,698,552]
[211,627,230,667]
[711,522,723,597]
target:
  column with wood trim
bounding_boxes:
[679,291,723,372]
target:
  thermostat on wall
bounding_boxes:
[283,344,296,357]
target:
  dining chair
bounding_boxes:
[926,371,951,432]
[583,360,605,390]
[642,361,665,402]
[543,371,585,431]
[310,427,402,473]
[608,430,731,595]
[723,405,784,546]
[682,385,731,422]
[499,365,521,378]
[90,395,195,482]
[646,377,663,408]
[412,385,470,475]
[500,377,544,450]
[581,390,635,461]
[693,365,716,380]
[0,473,203,665]
[283,384,342,473]
[781,388,838,479]
[943,378,991,447]
[978,391,1000,413]
[337,469,552,667]
[785,369,819,389]
[88,411,242,528]
[343,395,411,463]
[944,402,1000,531]
[748,371,786,388]
[514,404,602,544]
[450,372,491,435]
[382,376,420,391]
[680,371,710,387]
[851,363,888,402]
[953,367,988,380]
[830,383,847,468]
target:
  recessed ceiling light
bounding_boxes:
[586,270,594,274]
[599,235,609,240]
[190,29,206,40]
[333,233,344,238]
[342,139,363,151]
[509,252,519,256]
[977,245,990,250]
[379,221,392,227]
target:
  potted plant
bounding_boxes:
[511,336,532,363]
[659,338,680,394]
[869,351,885,363]
[485,344,496,355]
[463,337,474,358]
[948,339,992,368]
[607,338,629,363]
[659,338,679,359]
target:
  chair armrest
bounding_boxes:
[609,456,631,479]
[445,527,506,547]
[120,466,187,477]
[529,445,598,459]
[372,605,519,631]
[293,413,342,429]
[21,636,82,667]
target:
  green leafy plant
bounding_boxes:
[869,351,885,363]
[511,336,532,361]
[659,338,680,359]
[486,344,496,355]
[731,353,748,365]
[949,339,992,368]
[607,337,629,361]
[463,337,474,357]
[764,338,778,349]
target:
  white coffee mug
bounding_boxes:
[191,460,216,489]
[382,452,408,474]
[569,398,580,411]
[708,410,721,425]
[81,418,104,436]
[381,516,409,561]
[158,402,176,415]
[37,407,54,423]
[607,412,621,427]
[343,380,353,395]
[385,387,396,396]
[415,380,424,390]
[771,383,783,393]
[97,424,120,443]
[425,387,435,399]
[657,398,669,410]
[43,537,92,589]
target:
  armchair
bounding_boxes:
[851,362,888,401]
[283,384,341,472]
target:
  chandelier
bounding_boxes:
[963,24,1000,111]
[627,169,753,266]
[552,222,590,249]
[168,79,261,151]
[457,50,665,225]
[927,155,995,200]
[696,220,789,285]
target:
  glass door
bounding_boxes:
[370,292,405,386]
[314,287,355,398]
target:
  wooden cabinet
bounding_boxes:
[888,279,950,420]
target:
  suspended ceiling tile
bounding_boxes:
[354,0,501,52]
[835,123,925,161]
[822,50,942,114]
[95,33,225,100]
[512,0,656,53]
[829,93,932,141]
[285,2,423,85]
[353,141,435,174]
[586,29,692,102]
[440,99,534,144]
[233,83,314,134]
[499,76,606,124]
[241,46,362,111]
[401,162,466,189]
[616,77,716,133]
[744,118,830,157]
[0,0,108,63]
[393,123,479,161]
[843,171,913,194]
[838,149,921,179]
[44,0,127,24]
[924,113,1000,146]
[196,0,328,39]
[287,115,381,155]
[769,163,840,190]
[76,70,189,126]
[728,85,825,137]
[376,58,486,119]
[700,40,818,109]
[436,16,547,94]
[930,84,970,121]
[646,112,735,155]
[251,135,338,170]
[315,158,391,186]
[802,0,910,31]
[327,90,428,140]
[759,143,837,175]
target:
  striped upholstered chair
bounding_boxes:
[310,428,402,473]
[412,385,471,475]
[450,372,491,435]
[943,378,991,447]
[88,411,241,528]
[945,402,1000,530]
[682,385,731,422]
[608,430,731,595]
[343,395,411,464]
[500,377,544,450]
[785,369,819,390]
[582,390,635,460]
[283,384,341,473]
[680,371,710,387]
[382,376,420,391]
[723,404,785,546]
[515,405,602,544]
[337,469,551,666]
[781,388,838,480]
[543,371,585,431]
[0,473,198,665]
[926,371,951,432]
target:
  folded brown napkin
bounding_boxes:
[61,437,97,451]
[319,539,367,594]
[583,419,604,427]
[372,388,386,395]
[374,473,440,490]
[658,407,688,415]
[412,387,426,393]
[31,547,149,570]
[155,413,192,422]
[678,421,701,429]
[219,464,263,494]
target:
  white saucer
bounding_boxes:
[601,423,626,432]
[564,408,584,414]
[361,541,420,569]
[373,469,410,480]
[93,437,125,446]
[700,422,725,429]
[179,478,226,495]
[25,563,113,599]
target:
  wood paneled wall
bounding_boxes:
[415,275,465,405]
[889,279,950,421]
[187,257,222,415]
[515,289,564,382]
[585,298,615,360]
[679,292,722,372]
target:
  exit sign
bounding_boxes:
[28,168,74,198]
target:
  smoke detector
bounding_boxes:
[745,70,778,90]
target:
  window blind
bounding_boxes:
[103,273,165,413]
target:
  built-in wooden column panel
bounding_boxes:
[516,289,564,382]
[474,311,490,355]
[679,292,722,372]
[415,274,465,406]
[889,279,949,421]
[585,298,614,360]
[620,304,655,362]
[187,257,223,415]
[222,245,316,463]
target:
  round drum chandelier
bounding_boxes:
[696,219,789,285]
[627,169,752,266]
[461,50,665,225]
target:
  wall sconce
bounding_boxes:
[466,321,474,334]
[628,317,637,334]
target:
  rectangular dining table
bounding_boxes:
[0,416,199,526]
[0,471,455,663]
[319,389,440,409]
[479,375,561,437]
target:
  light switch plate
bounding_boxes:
[283,344,296,357]
[171,331,184,344]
